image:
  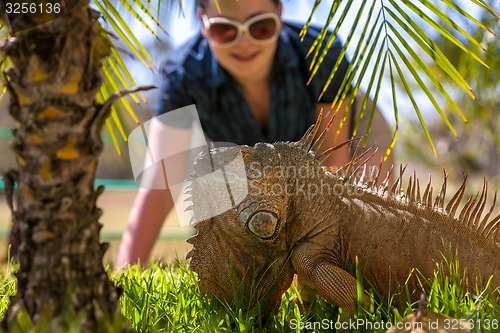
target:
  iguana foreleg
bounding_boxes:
[291,241,359,316]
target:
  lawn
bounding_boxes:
[1,256,499,332]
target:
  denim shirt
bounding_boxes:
[154,22,349,146]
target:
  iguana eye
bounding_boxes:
[247,211,279,239]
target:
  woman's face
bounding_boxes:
[200,0,282,82]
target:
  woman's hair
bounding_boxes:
[197,0,280,11]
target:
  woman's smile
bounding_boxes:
[231,51,260,62]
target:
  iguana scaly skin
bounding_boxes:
[186,113,500,316]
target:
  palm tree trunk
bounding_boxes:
[1,0,131,331]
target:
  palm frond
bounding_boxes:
[91,0,175,153]
[0,21,10,96]
[0,1,174,154]
[306,0,499,157]
[95,0,156,69]
[116,0,170,38]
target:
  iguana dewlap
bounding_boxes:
[186,114,500,316]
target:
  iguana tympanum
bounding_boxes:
[185,113,500,316]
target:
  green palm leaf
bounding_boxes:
[307,0,499,156]
[94,0,153,69]
[385,20,458,137]
[116,0,170,38]
[0,0,173,154]
[384,4,467,121]
[93,0,178,153]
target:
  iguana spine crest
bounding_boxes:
[297,110,500,246]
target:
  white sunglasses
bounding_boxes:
[202,12,280,48]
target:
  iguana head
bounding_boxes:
[186,111,500,316]
[185,113,343,312]
[185,143,295,312]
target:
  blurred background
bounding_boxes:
[0,0,498,265]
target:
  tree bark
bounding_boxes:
[1,0,132,331]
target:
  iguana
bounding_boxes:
[185,113,500,316]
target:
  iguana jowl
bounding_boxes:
[185,113,500,316]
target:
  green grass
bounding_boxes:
[0,258,499,332]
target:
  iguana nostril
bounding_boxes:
[247,211,278,239]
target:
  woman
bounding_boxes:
[116,0,393,268]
